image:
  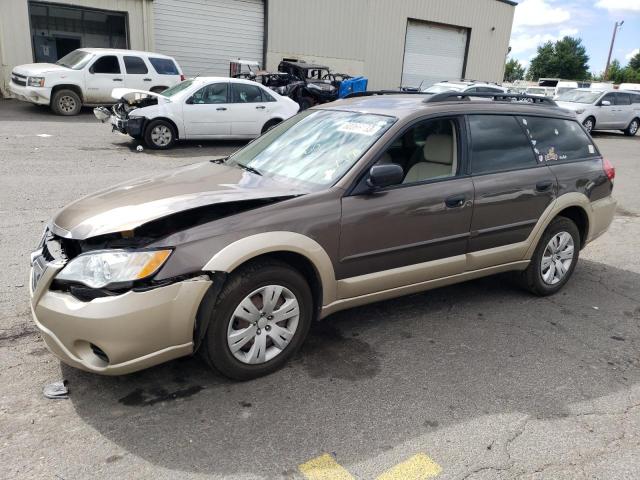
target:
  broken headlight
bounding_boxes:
[56,249,172,289]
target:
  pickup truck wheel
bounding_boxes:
[200,259,313,380]
[624,118,639,136]
[144,119,176,149]
[520,217,580,296]
[51,89,81,116]
[582,116,595,134]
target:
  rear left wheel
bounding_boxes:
[520,216,580,296]
[200,260,313,380]
[624,118,639,136]
[261,119,281,134]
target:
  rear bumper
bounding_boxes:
[30,261,212,375]
[8,83,51,105]
[587,195,617,243]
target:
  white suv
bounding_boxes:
[556,88,640,136]
[9,48,184,116]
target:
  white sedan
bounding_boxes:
[96,77,300,149]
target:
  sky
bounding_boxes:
[509,0,640,74]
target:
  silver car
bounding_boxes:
[556,88,640,136]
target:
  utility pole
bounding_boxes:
[604,20,624,80]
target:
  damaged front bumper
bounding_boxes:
[30,255,212,375]
[94,107,145,139]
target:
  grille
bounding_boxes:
[11,72,26,87]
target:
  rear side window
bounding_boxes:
[149,58,179,75]
[91,56,120,74]
[616,93,631,105]
[632,94,640,104]
[124,56,148,74]
[519,116,598,162]
[231,83,264,103]
[468,115,536,174]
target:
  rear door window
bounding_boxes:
[231,83,264,103]
[518,116,598,162]
[91,55,120,74]
[149,58,179,75]
[468,115,536,174]
[631,94,640,104]
[615,93,631,105]
[124,56,148,74]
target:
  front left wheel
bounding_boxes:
[144,119,176,149]
[200,260,313,380]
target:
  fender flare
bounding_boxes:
[202,231,337,305]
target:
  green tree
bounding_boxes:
[527,37,590,80]
[606,59,624,83]
[628,51,640,72]
[504,58,526,82]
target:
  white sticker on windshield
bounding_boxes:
[588,144,595,154]
[338,122,383,136]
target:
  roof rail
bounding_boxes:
[344,90,428,98]
[424,91,558,106]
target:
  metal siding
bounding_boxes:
[153,0,264,77]
[401,20,468,88]
[267,0,514,90]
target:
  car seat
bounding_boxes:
[403,134,455,183]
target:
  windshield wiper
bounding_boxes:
[237,163,263,176]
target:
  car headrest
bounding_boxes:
[423,134,453,165]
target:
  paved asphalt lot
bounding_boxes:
[1,99,639,480]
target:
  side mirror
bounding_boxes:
[600,100,611,106]
[366,164,404,189]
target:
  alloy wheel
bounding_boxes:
[59,95,77,113]
[583,118,593,133]
[150,125,172,147]
[541,231,574,285]
[630,120,638,135]
[226,285,300,364]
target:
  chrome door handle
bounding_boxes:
[256,105,266,109]
[216,107,227,111]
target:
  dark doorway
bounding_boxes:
[55,37,81,59]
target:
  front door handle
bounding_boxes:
[143,78,152,81]
[113,78,123,82]
[256,105,266,109]
[216,107,227,111]
[445,194,466,208]
[536,180,553,192]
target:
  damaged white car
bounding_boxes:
[94,77,300,149]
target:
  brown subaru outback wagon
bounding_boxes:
[30,92,617,380]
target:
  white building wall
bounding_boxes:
[266,0,515,90]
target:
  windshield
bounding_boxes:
[55,50,93,70]
[423,83,465,93]
[556,87,575,95]
[161,80,194,97]
[226,110,396,189]
[557,90,603,104]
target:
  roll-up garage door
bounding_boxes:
[401,20,468,89]
[154,0,264,77]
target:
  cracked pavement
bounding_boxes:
[0,99,639,479]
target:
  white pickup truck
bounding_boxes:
[9,48,184,116]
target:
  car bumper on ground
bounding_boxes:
[30,260,212,375]
[8,83,51,106]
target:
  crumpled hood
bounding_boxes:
[52,162,307,239]
[13,63,69,76]
[111,88,171,103]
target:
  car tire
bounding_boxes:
[582,116,595,134]
[200,259,313,380]
[261,118,281,134]
[51,89,82,116]
[144,119,176,149]
[299,96,314,110]
[623,118,639,136]
[519,216,581,296]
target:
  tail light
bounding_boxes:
[603,158,615,181]
[180,74,186,81]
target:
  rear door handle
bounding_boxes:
[536,180,553,192]
[256,105,266,109]
[113,78,123,82]
[445,194,466,208]
[216,107,227,111]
